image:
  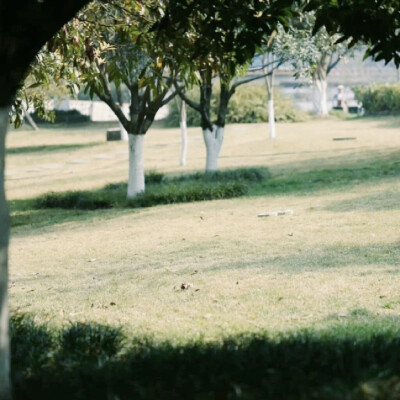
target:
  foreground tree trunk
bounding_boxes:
[0,3,92,399]
[203,126,224,172]
[179,101,188,166]
[0,106,11,400]
[127,134,145,199]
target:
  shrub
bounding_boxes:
[10,315,400,400]
[226,85,307,123]
[353,83,400,115]
[171,167,269,183]
[60,323,123,362]
[164,85,307,127]
[164,88,214,128]
[34,167,266,211]
[128,181,248,208]
[32,109,90,124]
[35,191,114,210]
[10,314,55,378]
[144,170,165,184]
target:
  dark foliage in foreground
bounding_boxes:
[10,315,400,400]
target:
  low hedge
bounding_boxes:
[10,314,400,400]
[34,168,268,210]
[353,83,400,115]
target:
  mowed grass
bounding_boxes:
[5,117,400,398]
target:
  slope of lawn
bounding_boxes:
[6,116,400,399]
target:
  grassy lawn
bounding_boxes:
[6,116,400,399]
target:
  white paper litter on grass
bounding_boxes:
[258,210,294,217]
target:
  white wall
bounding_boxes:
[49,99,168,122]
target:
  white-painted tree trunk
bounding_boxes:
[23,108,39,131]
[0,105,11,400]
[264,62,277,140]
[268,99,276,140]
[203,126,224,172]
[119,121,129,141]
[127,134,145,199]
[179,101,188,166]
[313,78,328,116]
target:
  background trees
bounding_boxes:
[49,1,181,198]
[309,0,400,66]
[159,0,296,171]
[2,1,400,399]
[272,12,352,117]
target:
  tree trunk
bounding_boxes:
[268,98,276,140]
[127,134,145,199]
[203,126,224,172]
[179,101,187,166]
[312,56,330,117]
[313,77,328,116]
[0,106,11,400]
[264,60,276,140]
[23,108,39,131]
[119,122,129,141]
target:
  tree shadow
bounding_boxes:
[255,158,400,196]
[6,142,101,155]
[325,189,400,213]
[9,155,400,230]
[199,241,400,273]
[10,314,400,400]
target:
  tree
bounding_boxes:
[308,0,400,67]
[53,1,180,198]
[0,2,92,399]
[162,0,296,171]
[272,12,352,116]
[249,50,282,140]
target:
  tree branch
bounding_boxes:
[161,89,179,106]
[173,81,202,113]
[231,70,276,91]
[327,55,342,74]
[97,69,129,129]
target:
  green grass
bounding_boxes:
[10,314,400,400]
[6,142,101,155]
[9,159,400,227]
[7,117,400,399]
[9,168,265,224]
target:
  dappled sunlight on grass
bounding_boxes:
[6,117,400,398]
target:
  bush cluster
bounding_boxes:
[32,109,90,124]
[10,314,400,400]
[353,83,400,115]
[35,167,268,210]
[164,85,307,127]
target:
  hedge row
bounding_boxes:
[353,83,400,115]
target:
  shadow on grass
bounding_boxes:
[198,241,400,273]
[255,159,400,196]
[10,157,400,229]
[325,189,400,213]
[11,314,400,400]
[371,115,400,129]
[6,142,102,155]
